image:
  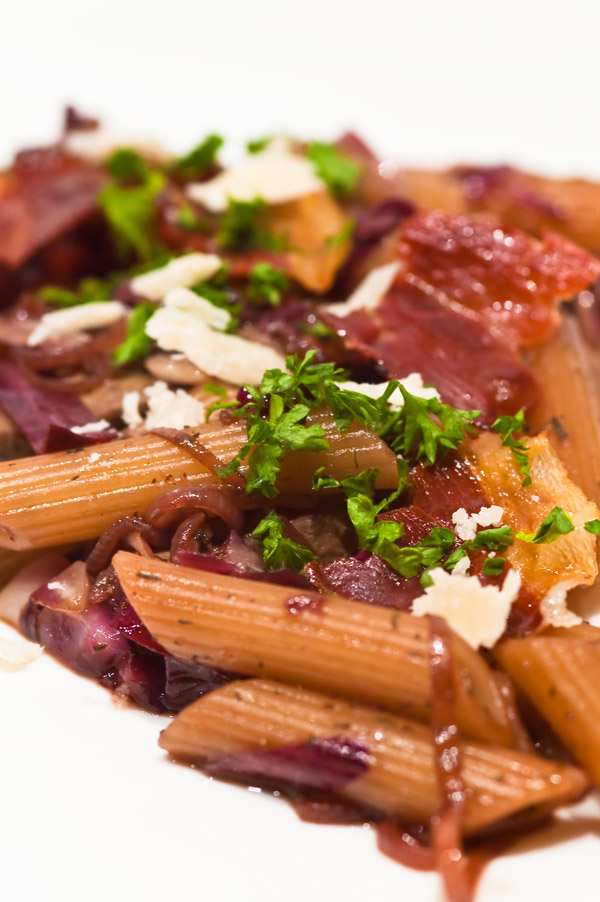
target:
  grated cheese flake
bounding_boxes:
[145,287,285,386]
[121,382,207,431]
[411,567,521,649]
[71,419,111,435]
[130,253,223,301]
[27,301,127,347]
[338,373,440,409]
[186,139,324,212]
[322,262,400,318]
[452,505,504,541]
[539,580,583,629]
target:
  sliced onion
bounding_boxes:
[31,560,90,612]
[145,353,207,385]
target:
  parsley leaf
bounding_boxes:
[516,507,575,544]
[39,276,114,309]
[246,136,274,154]
[113,302,158,366]
[482,556,507,577]
[444,525,513,574]
[217,197,283,251]
[99,149,165,261]
[173,134,223,180]
[248,262,290,306]
[491,409,531,487]
[307,142,361,196]
[389,388,479,464]
[252,510,316,571]
[325,220,355,247]
[584,519,600,534]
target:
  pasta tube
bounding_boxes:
[160,678,588,836]
[113,551,517,745]
[0,412,398,550]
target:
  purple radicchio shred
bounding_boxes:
[0,359,115,453]
[174,547,312,590]
[19,597,238,713]
[205,736,370,795]
[354,198,416,245]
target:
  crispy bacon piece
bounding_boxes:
[402,165,600,256]
[396,212,600,348]
[0,146,105,270]
[323,282,540,423]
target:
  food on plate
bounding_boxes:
[2,109,600,901]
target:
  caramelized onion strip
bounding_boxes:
[113,551,517,745]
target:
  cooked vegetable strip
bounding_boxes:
[463,431,599,597]
[0,412,397,550]
[528,315,600,508]
[496,635,600,787]
[113,551,517,745]
[160,678,588,836]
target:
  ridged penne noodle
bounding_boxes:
[113,551,516,745]
[464,431,599,597]
[527,315,600,508]
[0,412,398,551]
[495,635,600,786]
[160,678,588,836]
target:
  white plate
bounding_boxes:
[1,2,600,899]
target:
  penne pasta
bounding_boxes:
[113,550,517,745]
[527,315,600,508]
[160,678,588,836]
[0,412,398,551]
[495,634,600,787]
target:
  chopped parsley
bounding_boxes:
[39,276,114,309]
[491,409,531,486]
[217,197,283,251]
[173,134,224,180]
[192,275,240,333]
[584,519,600,534]
[252,510,316,571]
[99,148,165,261]
[307,142,361,196]
[211,352,480,498]
[246,136,274,154]
[113,302,158,366]
[444,525,513,574]
[248,262,290,306]
[325,220,355,247]
[516,506,575,544]
[482,556,507,577]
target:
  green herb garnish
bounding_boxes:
[173,134,223,180]
[99,148,165,261]
[113,302,158,366]
[252,510,316,571]
[491,409,531,487]
[217,197,283,251]
[248,262,290,306]
[307,142,361,196]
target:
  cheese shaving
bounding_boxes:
[186,140,324,212]
[322,262,400,318]
[27,301,127,346]
[121,382,207,431]
[71,419,111,435]
[145,287,285,385]
[130,253,223,301]
[412,567,521,649]
[452,505,505,542]
[539,580,583,629]
[338,373,440,409]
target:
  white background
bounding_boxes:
[2,2,600,900]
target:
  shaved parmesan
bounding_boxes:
[539,580,583,629]
[145,287,285,385]
[338,373,440,408]
[71,419,111,435]
[186,140,324,212]
[130,253,222,301]
[412,567,521,649]
[27,301,127,346]
[121,381,207,431]
[322,262,400,318]
[452,505,504,541]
